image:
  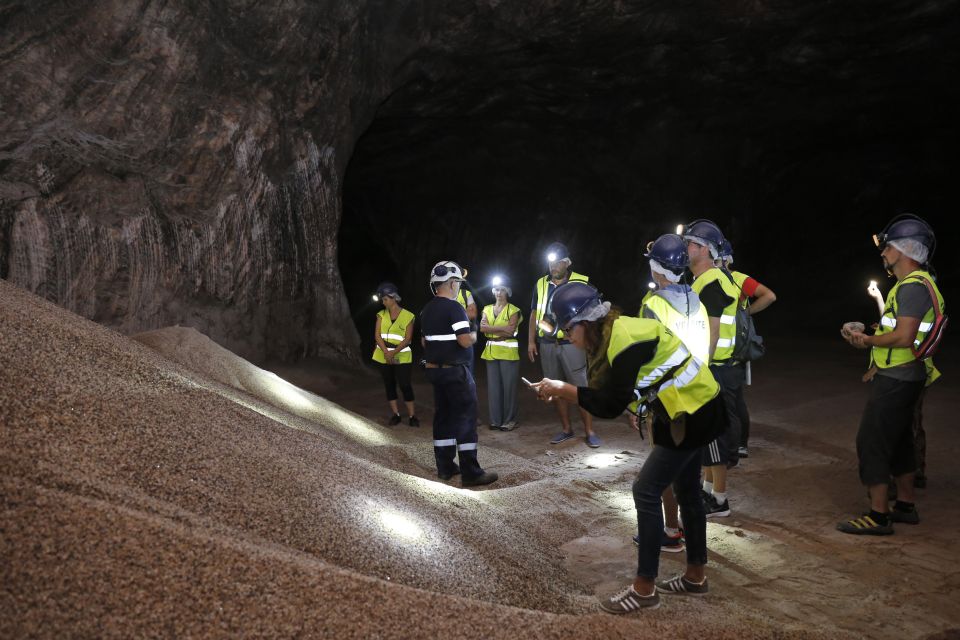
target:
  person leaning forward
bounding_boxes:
[528,242,600,448]
[420,260,498,488]
[532,282,725,613]
[838,214,945,535]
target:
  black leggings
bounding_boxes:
[378,363,415,402]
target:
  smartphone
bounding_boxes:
[521,376,534,387]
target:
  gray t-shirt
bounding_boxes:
[876,281,933,382]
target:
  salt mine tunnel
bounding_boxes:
[2,1,960,638]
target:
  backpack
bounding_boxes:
[907,275,949,360]
[723,270,765,363]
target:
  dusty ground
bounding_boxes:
[2,277,958,638]
[271,337,960,640]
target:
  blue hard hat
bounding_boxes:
[376,281,401,300]
[644,234,690,274]
[718,239,733,260]
[545,242,570,263]
[548,282,602,331]
[682,219,725,254]
[873,214,936,259]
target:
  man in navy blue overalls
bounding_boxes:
[420,260,499,488]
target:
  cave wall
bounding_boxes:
[0,0,403,361]
[3,1,958,360]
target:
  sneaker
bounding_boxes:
[836,514,894,536]
[408,416,420,427]
[661,529,685,553]
[657,574,709,596]
[705,495,731,518]
[499,421,517,431]
[632,529,685,553]
[550,431,575,445]
[388,413,402,426]
[599,584,660,614]
[586,433,602,448]
[738,446,749,458]
[462,471,499,487]
[437,465,461,481]
[488,424,501,430]
[890,507,920,525]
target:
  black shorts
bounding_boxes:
[856,374,925,485]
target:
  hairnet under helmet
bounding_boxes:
[873,214,936,264]
[682,219,725,259]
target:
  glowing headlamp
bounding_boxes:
[547,252,558,262]
[372,294,379,302]
[872,233,885,249]
[492,275,503,286]
[648,282,656,289]
[676,224,684,235]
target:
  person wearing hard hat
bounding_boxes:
[371,282,419,427]
[419,260,499,488]
[683,219,740,518]
[717,239,777,459]
[531,282,725,613]
[838,214,945,535]
[528,242,600,447]
[480,275,523,431]
[634,233,710,554]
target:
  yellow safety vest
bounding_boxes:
[731,271,749,310]
[372,308,415,364]
[534,271,589,340]
[641,293,710,363]
[872,270,945,384]
[607,317,719,419]
[456,288,473,310]
[691,268,740,363]
[481,303,522,361]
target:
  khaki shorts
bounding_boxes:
[539,341,588,386]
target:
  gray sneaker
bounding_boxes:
[657,574,709,596]
[598,585,660,613]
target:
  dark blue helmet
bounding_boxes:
[376,281,401,301]
[547,282,602,333]
[490,274,512,296]
[545,242,570,263]
[718,239,734,261]
[682,219,725,255]
[873,214,936,260]
[644,234,689,275]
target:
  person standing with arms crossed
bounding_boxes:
[480,275,523,431]
[372,282,419,426]
[528,242,601,448]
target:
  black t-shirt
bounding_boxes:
[698,280,734,317]
[420,297,472,365]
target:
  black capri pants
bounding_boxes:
[856,374,924,486]
[378,362,415,402]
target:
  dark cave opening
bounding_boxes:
[340,12,960,363]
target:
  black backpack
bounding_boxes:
[722,270,765,363]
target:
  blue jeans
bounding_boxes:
[633,445,707,579]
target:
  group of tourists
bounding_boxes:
[367,213,945,613]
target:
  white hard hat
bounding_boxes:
[430,260,467,286]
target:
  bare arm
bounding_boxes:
[708,316,721,359]
[527,308,538,361]
[465,302,478,321]
[457,331,478,348]
[748,283,777,315]
[849,316,922,349]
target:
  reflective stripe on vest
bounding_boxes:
[691,268,741,363]
[372,308,415,364]
[481,303,523,361]
[534,272,589,340]
[606,317,719,420]
[872,270,945,372]
[641,293,710,362]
